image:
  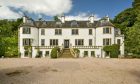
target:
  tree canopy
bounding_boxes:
[113,0,140,56]
[0,18,22,57]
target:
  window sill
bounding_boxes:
[72,34,79,35]
[103,33,112,34]
[55,34,62,35]
[22,33,31,34]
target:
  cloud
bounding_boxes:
[0,6,21,19]
[0,0,72,19]
[65,12,100,21]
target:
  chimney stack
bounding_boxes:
[23,15,28,23]
[89,14,95,23]
[61,14,65,23]
[105,15,109,21]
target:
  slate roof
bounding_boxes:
[19,19,114,28]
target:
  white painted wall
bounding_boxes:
[19,27,38,58]
[95,26,115,46]
[39,28,95,46]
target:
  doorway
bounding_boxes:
[64,40,69,48]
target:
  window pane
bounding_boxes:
[103,28,106,34]
[82,39,84,45]
[106,28,109,33]
[103,38,111,46]
[75,39,84,46]
[45,51,49,56]
[23,27,31,34]
[84,51,88,56]
[91,51,95,56]
[78,40,80,45]
[55,29,62,35]
[23,39,31,46]
[59,29,62,35]
[50,39,52,46]
[89,29,92,35]
[117,39,121,45]
[103,39,105,45]
[109,39,111,45]
[56,40,58,45]
[55,29,57,35]
[72,29,78,35]
[103,28,111,34]
[41,29,45,35]
[41,39,45,46]
[53,40,55,45]
[75,39,77,46]
[76,29,78,34]
[50,39,58,46]
[72,29,74,34]
[89,39,92,46]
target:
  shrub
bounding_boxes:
[36,50,42,58]
[25,51,29,56]
[103,44,120,58]
[18,52,21,57]
[4,52,17,58]
[73,48,80,58]
[73,48,80,53]
[51,47,60,58]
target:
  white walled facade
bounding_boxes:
[19,16,124,58]
[39,28,95,46]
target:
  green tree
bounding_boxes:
[125,14,140,55]
[113,0,140,56]
[0,18,22,57]
[53,16,61,21]
[113,8,137,34]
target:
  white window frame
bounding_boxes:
[41,29,45,35]
[75,39,84,46]
[103,38,111,45]
[103,27,111,34]
[50,39,58,46]
[23,27,31,34]
[55,29,62,35]
[41,39,45,46]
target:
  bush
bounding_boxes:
[73,48,80,53]
[103,44,120,58]
[36,50,42,58]
[51,47,60,58]
[73,48,80,58]
[125,55,140,59]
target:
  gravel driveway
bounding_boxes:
[0,58,140,84]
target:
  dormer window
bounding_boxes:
[103,27,111,34]
[87,22,92,27]
[71,20,78,27]
[55,21,62,27]
[23,27,31,34]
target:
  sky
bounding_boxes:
[0,0,132,20]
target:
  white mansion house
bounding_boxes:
[19,15,124,58]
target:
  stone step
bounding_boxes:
[60,49,74,58]
[62,53,71,54]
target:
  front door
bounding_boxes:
[64,40,69,48]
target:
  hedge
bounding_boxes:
[103,44,120,58]
[73,48,80,53]
[51,47,60,58]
